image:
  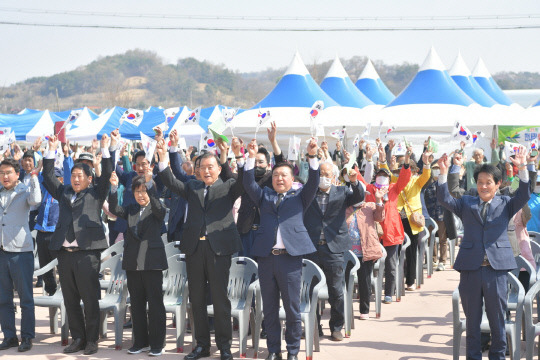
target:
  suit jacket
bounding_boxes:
[242,163,319,257]
[109,181,168,271]
[167,151,194,238]
[304,183,364,253]
[436,177,530,271]
[42,156,112,251]
[158,166,244,256]
[0,177,41,252]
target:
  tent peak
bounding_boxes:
[418,46,446,72]
[283,51,310,77]
[471,57,492,78]
[359,59,380,80]
[448,52,471,77]
[324,56,349,79]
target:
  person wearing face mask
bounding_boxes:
[304,163,364,341]
[422,161,449,271]
[345,186,387,320]
[356,146,412,304]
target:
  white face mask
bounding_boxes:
[431,169,440,178]
[320,176,332,189]
[535,185,540,194]
[375,176,389,186]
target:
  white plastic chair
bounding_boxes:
[396,234,411,302]
[100,241,124,289]
[163,254,189,353]
[370,244,387,318]
[98,254,129,350]
[424,218,439,278]
[33,258,69,346]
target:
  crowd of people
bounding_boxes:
[0,123,539,360]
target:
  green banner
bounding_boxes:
[498,125,540,146]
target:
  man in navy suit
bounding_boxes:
[242,138,319,360]
[436,147,530,360]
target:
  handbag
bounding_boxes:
[400,191,425,228]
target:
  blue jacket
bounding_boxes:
[34,188,59,233]
[437,177,530,271]
[243,163,319,257]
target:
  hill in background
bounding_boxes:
[1,49,539,113]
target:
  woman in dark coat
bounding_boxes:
[109,171,167,356]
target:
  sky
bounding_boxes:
[1,0,539,86]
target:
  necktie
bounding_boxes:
[204,186,210,208]
[276,193,284,207]
[481,201,489,223]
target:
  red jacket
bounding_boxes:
[357,166,411,246]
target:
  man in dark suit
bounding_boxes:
[304,162,363,341]
[42,132,114,355]
[156,138,244,360]
[436,147,530,360]
[242,138,319,360]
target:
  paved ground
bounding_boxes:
[1,265,470,360]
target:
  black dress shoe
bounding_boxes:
[18,338,32,352]
[35,279,43,288]
[0,337,19,350]
[260,330,267,339]
[221,348,233,360]
[287,353,298,360]
[184,346,210,360]
[63,338,86,353]
[83,341,98,355]
[265,353,282,360]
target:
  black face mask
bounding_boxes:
[254,166,267,178]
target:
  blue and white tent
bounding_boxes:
[320,56,374,108]
[54,107,100,130]
[381,47,489,156]
[472,58,515,106]
[355,59,395,105]
[449,53,498,108]
[67,106,127,143]
[234,52,359,142]
[0,110,63,142]
[17,108,40,115]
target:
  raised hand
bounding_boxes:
[231,137,242,156]
[348,167,357,181]
[62,139,70,157]
[389,155,397,170]
[527,149,538,164]
[490,138,497,149]
[110,129,120,148]
[359,139,365,149]
[387,139,395,150]
[247,139,258,158]
[32,137,43,152]
[48,135,59,152]
[453,152,464,167]
[365,143,374,160]
[100,133,110,150]
[12,144,23,161]
[307,137,318,156]
[377,144,386,163]
[422,149,433,165]
[169,129,179,147]
[510,145,527,167]
[91,138,99,153]
[186,145,194,159]
[374,186,388,202]
[155,139,168,162]
[154,127,163,141]
[438,153,450,175]
[460,141,466,150]
[216,137,228,153]
[144,167,153,183]
[93,153,102,168]
[110,171,119,186]
[343,150,351,164]
[119,143,128,157]
[267,121,277,143]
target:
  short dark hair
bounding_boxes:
[199,152,221,166]
[133,150,146,164]
[71,162,92,178]
[473,164,502,184]
[0,158,20,173]
[272,162,294,176]
[131,175,148,193]
[257,148,271,164]
[22,150,34,160]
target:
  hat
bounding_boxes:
[22,150,34,159]
[376,168,392,177]
[78,152,94,161]
[54,168,63,178]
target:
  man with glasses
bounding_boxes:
[0,157,41,352]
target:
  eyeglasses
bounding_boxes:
[0,171,14,176]
[134,190,147,195]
